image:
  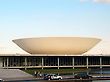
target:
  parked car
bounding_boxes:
[44,74,62,80]
[74,73,92,79]
[0,79,3,82]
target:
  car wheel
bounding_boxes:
[58,78,61,80]
[89,76,92,79]
[48,78,50,80]
[80,77,82,80]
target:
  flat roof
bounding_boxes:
[0,54,109,57]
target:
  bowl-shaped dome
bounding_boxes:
[13,37,101,54]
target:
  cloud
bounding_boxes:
[80,0,110,3]
[94,0,110,3]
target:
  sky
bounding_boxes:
[0,0,110,55]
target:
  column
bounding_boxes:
[100,56,102,76]
[86,57,88,69]
[0,57,3,68]
[3,57,5,67]
[100,57,102,69]
[58,57,59,69]
[25,57,27,70]
[72,57,74,69]
[42,57,44,69]
[7,57,9,69]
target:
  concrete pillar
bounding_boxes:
[86,57,89,75]
[86,57,88,69]
[72,57,74,69]
[7,57,9,69]
[3,57,5,67]
[42,57,44,69]
[0,57,3,68]
[58,57,59,69]
[100,57,102,69]
[25,57,27,70]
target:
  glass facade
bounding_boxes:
[102,57,110,65]
[44,57,57,66]
[59,57,72,66]
[74,57,86,65]
[88,57,100,65]
[27,57,42,66]
[1,56,110,69]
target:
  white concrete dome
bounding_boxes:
[13,37,101,54]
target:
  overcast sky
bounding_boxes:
[0,0,110,55]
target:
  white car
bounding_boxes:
[44,74,62,80]
[0,79,3,82]
[51,74,62,80]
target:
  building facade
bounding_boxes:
[0,55,110,70]
[0,37,104,70]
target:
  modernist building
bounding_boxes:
[0,37,110,70]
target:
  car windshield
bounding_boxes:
[75,72,88,76]
[54,75,57,77]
